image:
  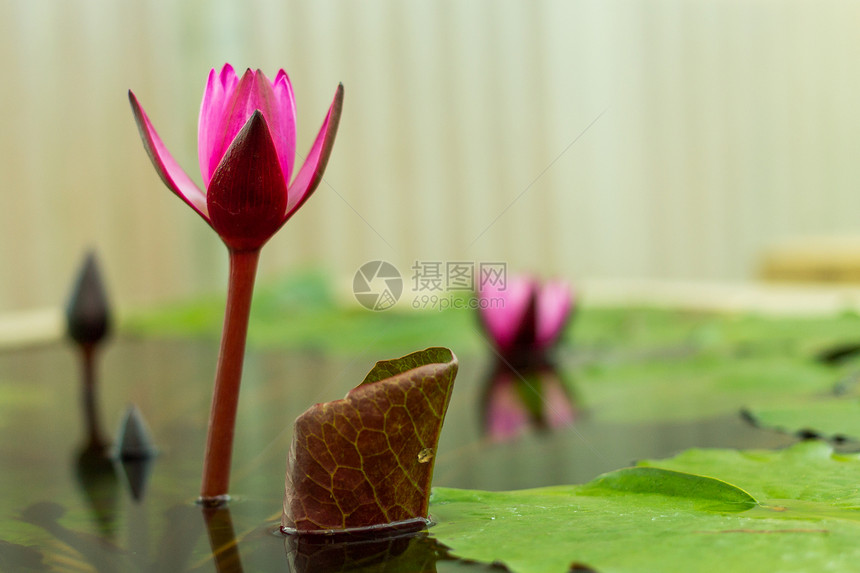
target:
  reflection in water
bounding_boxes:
[481,360,577,442]
[0,539,48,571]
[74,443,121,538]
[202,507,244,573]
[19,500,216,573]
[119,457,154,502]
[151,504,205,572]
[77,345,110,453]
[19,501,126,572]
[284,529,442,573]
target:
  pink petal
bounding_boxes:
[203,69,293,188]
[272,69,297,184]
[128,91,210,223]
[282,83,345,222]
[198,64,239,186]
[202,69,254,184]
[206,111,288,251]
[536,280,573,349]
[478,276,535,351]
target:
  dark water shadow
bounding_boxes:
[284,529,444,573]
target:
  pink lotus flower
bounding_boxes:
[129,64,343,251]
[128,65,344,504]
[478,276,574,359]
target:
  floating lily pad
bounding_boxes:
[576,353,834,424]
[741,348,860,442]
[430,441,860,573]
[745,398,860,442]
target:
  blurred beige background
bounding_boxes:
[1,0,860,314]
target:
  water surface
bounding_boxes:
[0,338,798,571]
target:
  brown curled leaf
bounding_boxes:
[282,347,458,535]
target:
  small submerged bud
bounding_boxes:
[115,405,156,461]
[114,405,156,501]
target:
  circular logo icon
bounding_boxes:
[353,261,403,311]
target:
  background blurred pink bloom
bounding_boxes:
[478,276,575,359]
[129,64,343,251]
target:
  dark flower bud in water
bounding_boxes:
[65,251,112,346]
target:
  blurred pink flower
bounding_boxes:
[129,64,343,251]
[478,276,574,358]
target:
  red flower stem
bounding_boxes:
[80,343,107,451]
[199,248,261,504]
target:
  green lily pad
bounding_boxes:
[578,467,756,511]
[430,441,860,573]
[745,398,860,442]
[742,353,860,441]
[576,353,834,424]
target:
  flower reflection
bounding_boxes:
[481,360,578,442]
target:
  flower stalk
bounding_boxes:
[65,252,113,452]
[79,343,108,451]
[129,64,343,502]
[199,248,260,504]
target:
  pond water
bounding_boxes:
[0,337,798,572]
